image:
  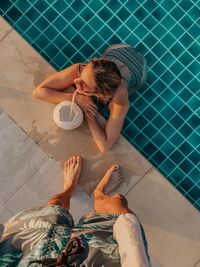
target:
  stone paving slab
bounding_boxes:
[0,17,11,41]
[0,27,56,142]
[0,112,49,203]
[0,206,13,225]
[126,168,200,267]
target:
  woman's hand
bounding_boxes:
[75,93,98,119]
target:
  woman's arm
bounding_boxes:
[85,102,129,153]
[32,63,80,103]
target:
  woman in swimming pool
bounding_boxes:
[33,44,147,152]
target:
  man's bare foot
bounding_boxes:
[96,164,122,194]
[63,155,82,192]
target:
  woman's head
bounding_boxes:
[75,58,122,99]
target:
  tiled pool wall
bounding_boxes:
[1,0,200,210]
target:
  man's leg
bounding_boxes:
[93,164,132,214]
[48,155,82,210]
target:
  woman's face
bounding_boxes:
[74,63,98,97]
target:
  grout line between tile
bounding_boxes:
[124,166,154,196]
[0,28,13,42]
[193,258,200,267]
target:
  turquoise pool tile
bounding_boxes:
[52,16,68,31]
[188,42,200,57]
[151,150,166,165]
[133,97,149,112]
[35,34,50,49]
[53,35,68,50]
[134,115,148,129]
[16,16,31,32]
[179,141,194,156]
[35,16,49,31]
[62,7,77,22]
[179,33,194,48]
[151,132,166,147]
[97,6,113,22]
[159,158,177,174]
[122,117,131,130]
[142,88,158,104]
[116,6,131,22]
[53,51,69,68]
[161,0,176,12]
[170,61,185,76]
[108,16,122,31]
[71,16,85,31]
[6,6,22,22]
[170,150,185,165]
[170,132,185,146]
[151,114,166,129]
[188,150,200,165]
[89,34,104,48]
[181,68,195,87]
[44,43,59,59]
[143,106,158,120]
[188,23,200,39]
[52,0,67,13]
[71,34,85,48]
[188,186,200,201]
[80,43,95,58]
[169,97,184,111]
[187,96,199,111]
[71,0,86,13]
[179,158,195,173]
[169,167,186,183]
[178,105,193,120]
[108,34,122,45]
[87,1,103,12]
[134,6,149,21]
[160,89,176,103]
[116,25,131,40]
[161,15,177,30]
[142,142,158,155]
[25,25,41,41]
[187,114,200,129]
[161,52,176,68]
[178,88,193,102]
[161,33,177,48]
[143,33,158,48]
[125,16,140,31]
[170,5,185,20]
[179,178,195,192]
[180,15,194,30]
[127,106,139,120]
[169,114,185,130]
[34,0,49,13]
[133,133,149,148]
[152,6,167,21]
[107,0,123,13]
[170,42,184,57]
[79,7,94,22]
[142,124,158,139]
[25,7,40,22]
[188,132,200,148]
[179,123,193,139]
[143,15,158,30]
[188,61,200,76]
[43,7,58,23]
[189,168,200,183]
[0,0,13,13]
[152,24,166,38]
[62,25,77,41]
[152,96,166,111]
[70,51,85,63]
[89,16,104,31]
[188,5,200,21]
[124,124,140,138]
[62,43,76,58]
[134,24,149,39]
[161,141,176,155]
[143,0,157,12]
[151,42,166,57]
[151,61,166,76]
[160,105,175,120]
[187,78,200,94]
[170,23,185,39]
[43,25,59,40]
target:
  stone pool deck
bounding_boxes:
[0,17,200,267]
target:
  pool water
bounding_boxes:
[1,0,200,210]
